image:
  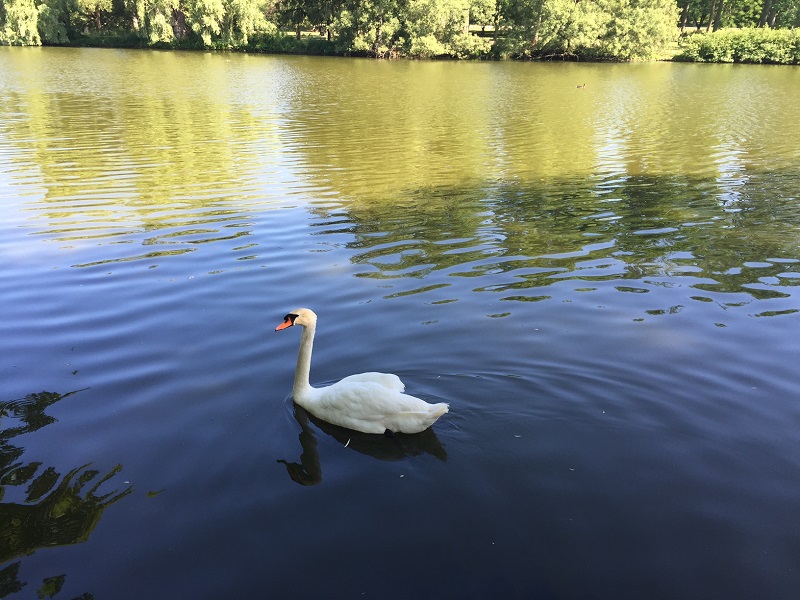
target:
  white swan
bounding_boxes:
[275,308,448,434]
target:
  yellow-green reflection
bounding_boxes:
[0,48,291,268]
[1,49,799,307]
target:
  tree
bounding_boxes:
[599,0,679,60]
[186,0,225,44]
[0,0,41,44]
[220,0,269,45]
[468,0,494,32]
[498,0,609,58]
[117,0,177,42]
[304,0,345,40]
[762,0,800,27]
[36,0,78,43]
[276,0,311,39]
[404,0,471,56]
[75,0,113,30]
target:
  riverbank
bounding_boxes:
[22,29,799,65]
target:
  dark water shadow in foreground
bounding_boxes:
[0,389,132,598]
[277,403,447,486]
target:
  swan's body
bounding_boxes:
[275,308,448,434]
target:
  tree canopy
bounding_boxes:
[1,0,799,59]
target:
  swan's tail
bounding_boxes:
[430,403,449,418]
[391,401,449,434]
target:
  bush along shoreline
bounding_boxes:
[676,28,800,64]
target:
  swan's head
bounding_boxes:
[275,308,317,331]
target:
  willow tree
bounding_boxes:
[220,0,270,44]
[0,0,41,44]
[122,0,182,43]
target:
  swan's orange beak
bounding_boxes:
[275,318,293,331]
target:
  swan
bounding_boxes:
[275,308,448,435]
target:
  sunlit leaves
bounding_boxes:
[599,0,679,60]
[1,0,798,58]
[499,0,677,59]
[221,0,270,45]
[0,0,41,44]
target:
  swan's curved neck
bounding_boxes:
[293,323,315,400]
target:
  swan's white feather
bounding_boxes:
[336,372,405,392]
[276,308,448,434]
[308,380,447,434]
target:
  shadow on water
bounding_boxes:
[0,390,132,598]
[277,404,447,486]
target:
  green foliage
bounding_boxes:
[221,0,270,45]
[497,0,677,60]
[402,0,477,56]
[599,0,679,60]
[75,0,113,29]
[1,0,42,45]
[246,30,337,53]
[448,30,492,56]
[186,0,225,45]
[468,0,495,30]
[772,0,800,27]
[676,27,800,63]
[37,0,78,44]
[2,0,798,61]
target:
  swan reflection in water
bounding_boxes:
[278,404,447,486]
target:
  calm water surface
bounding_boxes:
[1,48,800,599]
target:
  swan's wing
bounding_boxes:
[337,372,405,392]
[315,382,447,434]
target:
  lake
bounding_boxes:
[1,47,799,599]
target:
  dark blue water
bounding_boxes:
[1,48,800,599]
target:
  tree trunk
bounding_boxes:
[706,0,716,32]
[533,11,542,46]
[758,0,773,27]
[680,3,689,33]
[373,16,383,56]
[296,24,301,40]
[713,0,724,30]
[492,0,500,43]
[767,10,777,27]
[171,9,188,39]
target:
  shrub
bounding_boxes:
[676,28,800,64]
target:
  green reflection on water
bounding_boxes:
[1,49,799,308]
[305,172,800,310]
[0,390,132,594]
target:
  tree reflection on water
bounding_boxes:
[0,390,132,598]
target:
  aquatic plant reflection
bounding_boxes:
[278,404,447,486]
